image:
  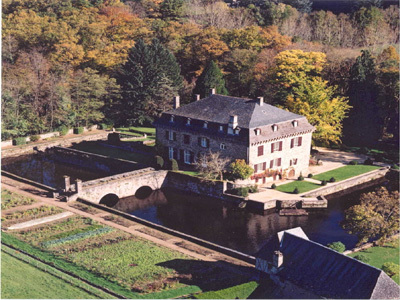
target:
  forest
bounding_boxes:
[1,0,399,147]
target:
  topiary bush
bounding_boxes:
[30,135,40,142]
[58,125,69,136]
[155,155,164,170]
[364,158,374,165]
[73,127,84,134]
[236,187,249,197]
[248,185,258,193]
[271,183,276,189]
[170,159,179,171]
[307,173,313,178]
[353,254,370,263]
[349,160,358,165]
[12,137,26,146]
[329,177,336,183]
[382,262,399,278]
[321,180,327,186]
[107,132,120,145]
[327,241,345,253]
[293,187,299,194]
[298,174,304,181]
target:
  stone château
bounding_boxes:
[154,89,314,182]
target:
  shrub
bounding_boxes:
[321,180,327,186]
[271,183,276,189]
[353,254,370,263]
[30,135,40,142]
[2,130,14,141]
[327,241,345,253]
[58,125,69,136]
[357,147,370,154]
[391,164,399,170]
[382,262,399,278]
[248,185,258,193]
[170,159,179,171]
[155,155,164,170]
[364,158,374,165]
[329,177,336,183]
[226,187,249,197]
[73,127,84,134]
[99,123,108,130]
[229,159,254,180]
[307,173,313,178]
[107,132,120,145]
[298,174,304,181]
[12,137,26,146]
[349,160,358,165]
[293,187,299,194]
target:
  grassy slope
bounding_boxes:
[313,165,380,181]
[276,180,321,193]
[348,238,400,284]
[193,281,259,299]
[1,251,96,299]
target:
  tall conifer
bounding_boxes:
[193,61,228,98]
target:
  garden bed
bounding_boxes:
[1,189,37,210]
[2,206,64,227]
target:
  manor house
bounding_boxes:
[154,89,314,183]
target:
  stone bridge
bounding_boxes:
[75,168,168,204]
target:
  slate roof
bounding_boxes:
[164,94,307,129]
[257,228,400,299]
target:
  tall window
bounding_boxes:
[199,137,209,148]
[258,145,264,156]
[183,134,190,145]
[169,147,175,160]
[270,158,281,168]
[166,131,176,141]
[271,141,283,153]
[184,150,192,164]
[290,137,302,148]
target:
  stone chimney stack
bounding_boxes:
[273,250,283,268]
[194,94,201,101]
[209,88,216,96]
[173,96,180,109]
[257,96,264,106]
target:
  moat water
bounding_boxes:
[113,186,382,255]
[2,154,110,189]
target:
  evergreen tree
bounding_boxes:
[193,61,228,98]
[343,50,381,146]
[160,0,184,20]
[117,39,183,125]
[292,0,313,14]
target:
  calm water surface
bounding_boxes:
[113,187,379,255]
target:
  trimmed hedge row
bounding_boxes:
[42,227,113,248]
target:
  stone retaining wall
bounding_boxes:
[1,131,108,158]
[304,167,389,197]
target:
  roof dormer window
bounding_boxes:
[255,128,261,136]
[170,115,175,123]
[203,121,208,129]
[186,118,191,126]
[219,125,224,132]
[234,127,240,135]
[272,125,278,132]
[293,120,298,127]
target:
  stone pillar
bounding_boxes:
[75,179,82,193]
[194,94,201,101]
[209,88,216,96]
[63,175,70,192]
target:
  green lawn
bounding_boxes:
[193,281,259,299]
[348,238,400,284]
[276,180,321,193]
[1,251,97,299]
[313,165,381,182]
[116,126,155,135]
[72,143,155,165]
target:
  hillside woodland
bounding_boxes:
[2,0,399,147]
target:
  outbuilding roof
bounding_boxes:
[164,94,306,129]
[257,228,400,299]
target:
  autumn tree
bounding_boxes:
[117,39,183,125]
[195,151,230,181]
[343,50,381,146]
[193,60,228,98]
[342,187,399,246]
[229,159,254,180]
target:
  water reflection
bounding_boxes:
[112,187,372,255]
[2,154,110,189]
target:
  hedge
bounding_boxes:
[13,137,26,146]
[73,127,84,134]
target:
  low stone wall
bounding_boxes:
[304,167,389,197]
[1,132,108,158]
[165,172,235,200]
[47,147,142,174]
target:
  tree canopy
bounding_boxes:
[193,60,228,98]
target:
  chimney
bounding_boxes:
[209,88,216,96]
[273,251,283,269]
[173,96,180,109]
[257,96,264,106]
[194,94,201,101]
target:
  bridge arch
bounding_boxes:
[99,193,120,207]
[135,186,153,199]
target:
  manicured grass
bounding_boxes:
[1,189,36,210]
[348,238,400,284]
[116,126,155,135]
[313,165,381,182]
[1,251,97,299]
[276,180,321,193]
[193,281,259,299]
[178,170,201,177]
[72,142,155,165]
